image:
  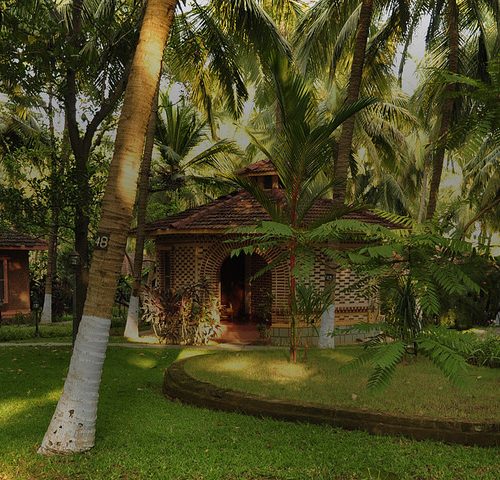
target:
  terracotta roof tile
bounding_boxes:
[0,230,47,250]
[146,190,401,234]
[235,159,276,176]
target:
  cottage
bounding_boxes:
[145,161,395,345]
[0,230,47,319]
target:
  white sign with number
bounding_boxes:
[95,233,110,250]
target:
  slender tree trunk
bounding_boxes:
[41,213,58,324]
[41,87,58,324]
[124,85,160,339]
[289,249,297,363]
[74,153,91,324]
[38,0,177,455]
[417,154,431,222]
[332,0,373,207]
[425,0,459,219]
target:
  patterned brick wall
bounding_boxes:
[154,235,378,327]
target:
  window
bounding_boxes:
[0,258,8,304]
[263,176,273,189]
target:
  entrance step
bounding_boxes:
[216,322,265,345]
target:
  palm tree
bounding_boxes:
[295,0,411,206]
[38,0,178,455]
[124,0,298,338]
[425,0,459,219]
[124,92,240,338]
[401,0,497,219]
[231,56,375,361]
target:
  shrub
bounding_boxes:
[141,281,221,345]
[0,323,72,341]
[464,334,500,368]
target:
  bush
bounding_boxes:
[0,323,72,342]
[430,328,500,368]
[141,281,221,345]
[464,333,500,368]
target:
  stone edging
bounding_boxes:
[163,359,500,447]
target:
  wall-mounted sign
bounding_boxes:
[95,232,111,250]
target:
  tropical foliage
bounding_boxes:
[329,216,491,388]
[0,0,498,453]
[141,282,222,345]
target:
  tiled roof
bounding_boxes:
[235,159,276,176]
[0,230,47,250]
[145,190,401,234]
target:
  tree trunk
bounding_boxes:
[74,152,91,325]
[332,0,373,207]
[38,0,177,455]
[41,88,58,324]
[124,85,160,339]
[425,0,459,219]
[63,0,132,329]
[41,214,58,324]
[417,153,431,223]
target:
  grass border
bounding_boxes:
[164,358,500,448]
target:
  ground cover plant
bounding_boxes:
[184,348,500,423]
[0,345,498,480]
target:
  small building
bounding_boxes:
[0,230,47,318]
[145,161,395,345]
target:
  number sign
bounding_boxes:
[95,232,111,250]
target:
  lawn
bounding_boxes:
[183,348,500,422]
[0,346,498,480]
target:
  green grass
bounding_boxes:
[0,346,498,480]
[184,348,500,423]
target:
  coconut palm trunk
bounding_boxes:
[332,0,373,207]
[124,86,160,339]
[38,0,177,455]
[425,0,459,219]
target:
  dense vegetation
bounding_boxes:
[0,0,498,457]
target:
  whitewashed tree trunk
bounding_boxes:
[124,294,140,339]
[40,293,52,324]
[38,0,177,455]
[318,304,335,349]
[124,84,159,340]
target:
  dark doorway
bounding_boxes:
[220,254,246,322]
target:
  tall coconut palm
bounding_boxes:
[38,0,178,454]
[425,0,459,219]
[295,0,411,206]
[124,93,240,338]
[124,0,299,338]
[401,0,497,218]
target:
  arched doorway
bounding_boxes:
[219,253,272,325]
[220,254,246,322]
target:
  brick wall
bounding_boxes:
[0,249,31,317]
[154,235,378,327]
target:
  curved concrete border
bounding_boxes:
[164,359,500,447]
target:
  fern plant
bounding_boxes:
[336,218,487,389]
